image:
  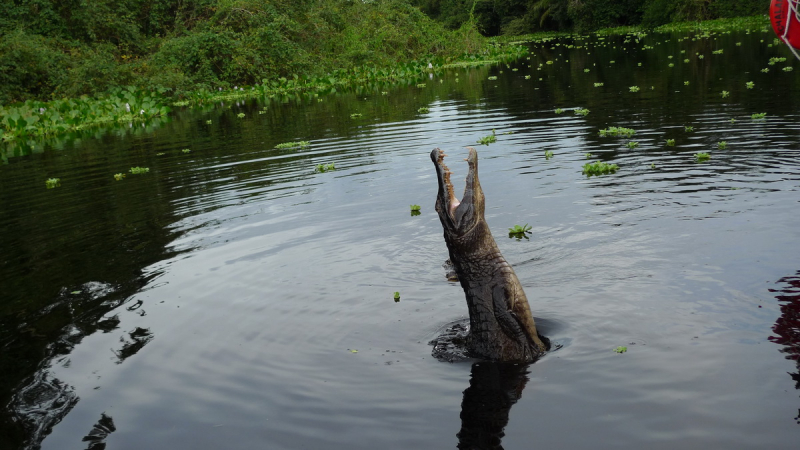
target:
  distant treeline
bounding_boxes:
[0,0,485,104]
[410,0,767,36]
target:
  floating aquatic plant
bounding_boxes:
[114,173,125,181]
[717,141,727,149]
[237,113,245,118]
[629,86,640,92]
[783,67,793,72]
[544,150,554,159]
[487,76,498,81]
[554,108,564,114]
[721,91,730,98]
[45,178,60,189]
[129,167,150,174]
[394,292,400,302]
[410,204,421,211]
[350,113,362,119]
[614,346,627,353]
[746,81,754,89]
[477,130,497,146]
[416,83,427,88]
[508,224,532,239]
[315,163,336,172]
[666,139,676,146]
[751,112,767,120]
[593,82,604,87]
[275,141,310,149]
[181,148,190,153]
[418,107,430,113]
[626,141,639,149]
[583,161,619,176]
[685,126,694,132]
[684,81,690,85]
[694,152,711,162]
[205,120,212,124]
[729,118,737,124]
[585,153,593,159]
[599,127,635,138]
[524,75,531,79]
[574,108,590,116]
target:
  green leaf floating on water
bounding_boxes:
[614,346,628,353]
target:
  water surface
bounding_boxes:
[2,27,800,449]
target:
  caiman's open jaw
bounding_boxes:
[431,147,480,230]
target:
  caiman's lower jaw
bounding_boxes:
[435,150,461,218]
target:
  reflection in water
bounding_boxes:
[2,279,150,449]
[113,327,154,364]
[457,362,530,449]
[8,371,79,449]
[82,413,116,450]
[768,271,800,424]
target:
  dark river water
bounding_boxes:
[2,26,800,449]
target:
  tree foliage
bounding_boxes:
[412,0,768,35]
[0,0,485,104]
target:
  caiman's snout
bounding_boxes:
[431,147,483,232]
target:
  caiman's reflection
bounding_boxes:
[768,270,800,424]
[456,361,530,449]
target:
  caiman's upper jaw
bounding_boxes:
[432,148,461,224]
[431,147,480,231]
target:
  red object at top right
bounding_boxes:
[771,0,800,49]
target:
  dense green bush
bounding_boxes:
[0,30,69,104]
[0,0,488,103]
[414,0,769,35]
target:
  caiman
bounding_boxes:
[431,147,546,362]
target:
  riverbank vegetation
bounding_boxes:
[0,0,774,149]
[0,0,533,144]
[411,0,765,35]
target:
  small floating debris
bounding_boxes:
[614,346,628,353]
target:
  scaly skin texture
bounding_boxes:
[431,147,546,362]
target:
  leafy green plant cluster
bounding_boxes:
[508,224,531,239]
[599,127,635,138]
[45,178,60,189]
[583,161,619,177]
[315,163,336,173]
[0,86,171,143]
[477,130,497,145]
[129,167,150,174]
[275,141,310,149]
[0,0,503,104]
[614,346,627,354]
[694,152,710,162]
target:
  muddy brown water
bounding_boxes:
[2,27,800,449]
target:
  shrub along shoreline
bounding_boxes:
[0,8,772,153]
